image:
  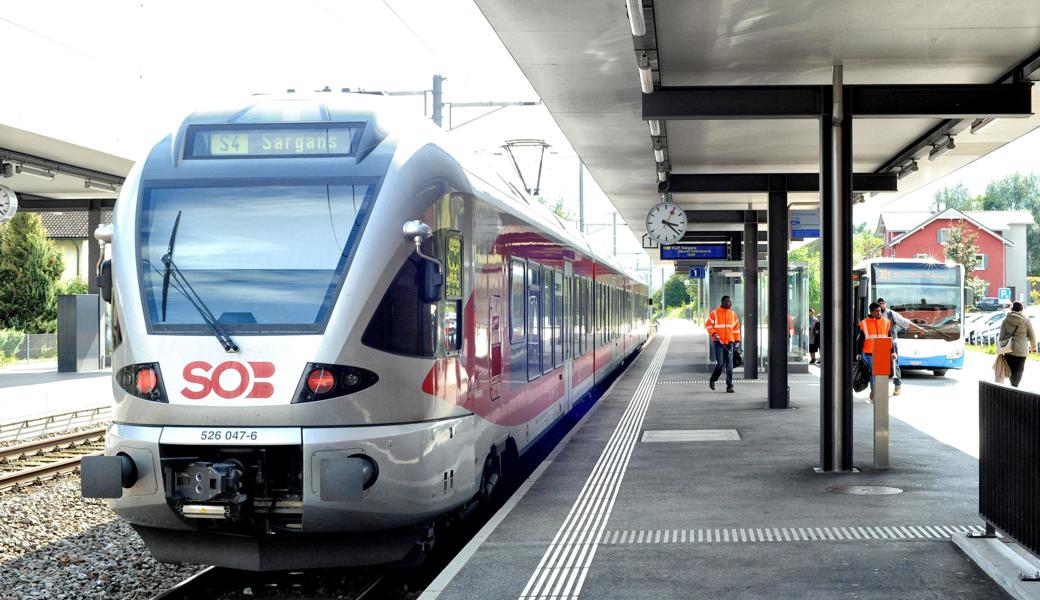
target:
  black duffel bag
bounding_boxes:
[732,344,744,368]
[853,356,870,392]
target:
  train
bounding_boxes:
[81,94,650,570]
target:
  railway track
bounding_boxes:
[0,427,106,492]
[148,566,388,600]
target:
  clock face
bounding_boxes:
[645,202,686,244]
[0,185,17,223]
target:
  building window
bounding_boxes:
[937,228,952,245]
[914,253,930,259]
[975,253,988,270]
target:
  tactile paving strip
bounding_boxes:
[656,380,769,384]
[598,524,984,545]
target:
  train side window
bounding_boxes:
[527,264,542,380]
[542,269,553,374]
[509,258,525,343]
[554,269,564,368]
[362,252,437,357]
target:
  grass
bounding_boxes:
[966,343,1040,362]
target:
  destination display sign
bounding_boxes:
[873,264,959,286]
[660,244,728,260]
[444,232,463,299]
[185,124,360,159]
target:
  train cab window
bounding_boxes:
[527,264,543,380]
[509,258,525,343]
[553,269,564,368]
[362,252,437,357]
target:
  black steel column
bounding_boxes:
[819,111,835,471]
[839,85,855,468]
[87,199,101,294]
[768,189,789,408]
[743,213,758,379]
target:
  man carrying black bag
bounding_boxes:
[855,302,895,402]
[705,295,742,393]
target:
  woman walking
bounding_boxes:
[998,301,1036,387]
[808,308,820,364]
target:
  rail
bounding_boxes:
[0,427,106,492]
[979,381,1040,556]
[0,406,111,443]
[148,567,386,600]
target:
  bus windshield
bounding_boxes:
[138,179,377,334]
[871,264,961,341]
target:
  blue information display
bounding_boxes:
[688,266,705,279]
[660,244,728,260]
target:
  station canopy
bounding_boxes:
[473,0,1040,257]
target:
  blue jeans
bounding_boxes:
[711,340,734,388]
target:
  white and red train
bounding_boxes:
[82,94,650,570]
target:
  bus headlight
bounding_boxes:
[947,347,964,359]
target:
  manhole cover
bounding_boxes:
[827,485,903,496]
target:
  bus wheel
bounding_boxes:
[932,369,948,376]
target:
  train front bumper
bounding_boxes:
[83,416,476,570]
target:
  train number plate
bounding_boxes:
[159,427,302,446]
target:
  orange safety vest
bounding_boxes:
[706,307,741,344]
[859,317,891,354]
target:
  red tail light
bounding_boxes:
[136,367,158,395]
[306,369,336,394]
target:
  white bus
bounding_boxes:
[854,258,965,376]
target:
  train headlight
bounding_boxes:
[293,363,378,404]
[116,363,168,402]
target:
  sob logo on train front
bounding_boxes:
[181,361,275,400]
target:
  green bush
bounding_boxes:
[0,329,24,366]
[56,278,89,296]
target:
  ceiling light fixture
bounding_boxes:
[928,135,955,161]
[637,52,653,94]
[657,170,667,183]
[15,164,55,180]
[897,160,919,180]
[653,146,665,163]
[626,0,646,36]
[84,180,119,193]
[970,118,996,135]
[648,119,661,136]
[1,162,13,178]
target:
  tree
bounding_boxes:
[853,230,883,263]
[662,274,690,309]
[931,183,979,213]
[0,213,65,333]
[978,173,1040,276]
[942,221,987,298]
[538,196,573,221]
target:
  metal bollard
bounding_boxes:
[872,338,892,470]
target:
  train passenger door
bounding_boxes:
[562,262,573,410]
[489,294,502,402]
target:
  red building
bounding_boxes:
[876,209,1034,300]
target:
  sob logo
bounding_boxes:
[181,361,275,400]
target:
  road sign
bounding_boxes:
[660,244,728,260]
[790,208,820,240]
[998,287,1012,301]
[688,266,705,279]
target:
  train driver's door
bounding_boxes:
[489,294,502,401]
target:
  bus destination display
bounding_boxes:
[186,125,360,159]
[873,264,959,285]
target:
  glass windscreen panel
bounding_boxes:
[138,181,376,334]
[872,264,962,341]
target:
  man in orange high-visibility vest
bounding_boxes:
[705,295,742,392]
[855,301,895,402]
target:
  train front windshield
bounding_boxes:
[137,180,377,334]
[871,263,962,340]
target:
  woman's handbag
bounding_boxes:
[997,322,1021,355]
[732,344,744,368]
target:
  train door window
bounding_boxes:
[542,269,553,374]
[362,252,437,357]
[579,278,587,355]
[527,264,542,380]
[554,269,564,368]
[509,258,525,343]
[443,231,463,355]
[565,274,573,361]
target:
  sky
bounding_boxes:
[1,0,654,285]
[3,1,1037,289]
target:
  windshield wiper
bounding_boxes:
[152,212,239,353]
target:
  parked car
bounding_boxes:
[967,312,1005,343]
[975,297,1002,311]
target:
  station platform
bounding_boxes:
[0,362,111,440]
[423,320,1005,599]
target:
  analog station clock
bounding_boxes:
[645,202,686,244]
[0,185,18,224]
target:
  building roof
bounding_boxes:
[878,209,1035,235]
[886,208,1013,247]
[39,211,113,240]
